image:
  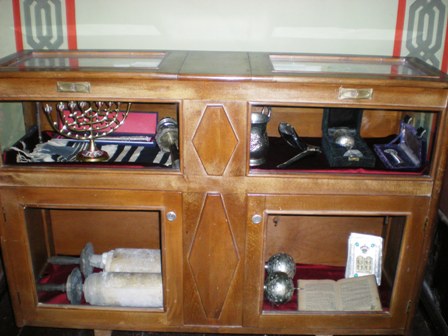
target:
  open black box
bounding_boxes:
[321,108,376,168]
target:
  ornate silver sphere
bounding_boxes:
[264,272,294,305]
[333,128,355,149]
[335,134,355,149]
[265,253,296,278]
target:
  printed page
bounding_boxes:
[337,275,382,311]
[297,279,339,311]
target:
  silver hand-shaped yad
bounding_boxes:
[277,122,321,168]
[276,145,321,168]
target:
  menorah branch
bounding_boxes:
[44,101,131,162]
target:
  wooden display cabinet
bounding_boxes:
[0,50,447,335]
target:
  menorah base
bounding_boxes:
[77,148,109,163]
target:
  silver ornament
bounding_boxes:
[265,253,296,278]
[264,272,294,305]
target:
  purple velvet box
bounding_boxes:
[374,121,426,170]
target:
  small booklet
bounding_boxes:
[298,274,382,312]
[345,232,383,285]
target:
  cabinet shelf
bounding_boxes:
[249,104,438,177]
[260,214,405,314]
[250,135,429,175]
[1,101,180,170]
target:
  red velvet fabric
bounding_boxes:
[263,264,391,311]
[37,264,90,304]
[38,264,78,304]
[38,263,391,310]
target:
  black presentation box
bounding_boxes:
[321,108,376,168]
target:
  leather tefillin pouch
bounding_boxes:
[321,108,376,168]
[374,116,426,170]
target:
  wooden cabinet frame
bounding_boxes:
[0,50,447,335]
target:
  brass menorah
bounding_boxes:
[44,101,132,162]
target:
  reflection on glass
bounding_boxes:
[10,54,166,69]
[270,55,427,76]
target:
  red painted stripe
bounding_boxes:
[442,16,448,73]
[65,0,78,50]
[393,0,407,57]
[12,0,23,52]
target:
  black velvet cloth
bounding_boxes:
[252,136,427,175]
[3,129,169,168]
[3,128,427,174]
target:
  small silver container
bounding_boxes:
[249,107,271,166]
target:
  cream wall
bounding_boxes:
[0,0,402,58]
[1,0,447,62]
[0,1,23,150]
[0,0,16,58]
[75,0,397,55]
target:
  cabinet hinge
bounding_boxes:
[0,206,6,240]
[406,300,412,314]
[16,292,21,305]
[1,206,6,223]
[423,217,429,233]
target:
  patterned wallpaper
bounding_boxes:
[403,0,447,69]
[2,0,447,71]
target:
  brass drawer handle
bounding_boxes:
[57,82,91,93]
[338,87,373,100]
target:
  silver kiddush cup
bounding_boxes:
[249,107,271,166]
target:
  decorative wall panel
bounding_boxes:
[12,0,75,51]
[406,0,446,68]
[3,0,447,72]
[23,0,64,50]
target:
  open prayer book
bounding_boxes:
[298,274,382,311]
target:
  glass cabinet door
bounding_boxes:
[0,188,182,329]
[244,194,429,334]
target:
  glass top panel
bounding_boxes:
[270,55,427,76]
[8,53,166,69]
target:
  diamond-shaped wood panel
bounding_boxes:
[192,105,238,176]
[188,194,239,319]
